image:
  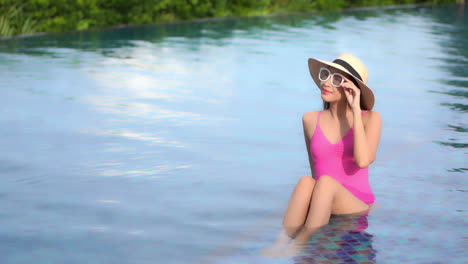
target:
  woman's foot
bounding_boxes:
[260,228,294,258]
[260,244,287,258]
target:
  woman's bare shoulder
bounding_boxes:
[302,111,318,122]
[302,111,320,137]
[363,110,382,126]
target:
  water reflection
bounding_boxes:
[294,215,375,264]
[430,89,468,100]
[295,233,375,263]
[440,102,468,113]
[261,213,375,263]
[427,5,467,154]
[0,10,354,57]
[434,140,467,148]
[448,125,468,133]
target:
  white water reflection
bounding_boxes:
[99,167,167,178]
[90,129,188,148]
[82,42,239,130]
[87,161,192,179]
[96,200,121,204]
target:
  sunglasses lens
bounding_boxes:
[319,68,329,81]
[332,75,344,87]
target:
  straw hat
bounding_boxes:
[308,53,375,110]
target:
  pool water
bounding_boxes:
[0,4,466,264]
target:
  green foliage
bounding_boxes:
[316,0,346,10]
[0,3,36,37]
[0,0,458,37]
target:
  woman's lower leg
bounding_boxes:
[304,175,338,229]
[291,176,338,244]
[282,176,316,237]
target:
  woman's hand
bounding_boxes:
[341,79,361,111]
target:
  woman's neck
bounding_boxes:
[328,101,352,120]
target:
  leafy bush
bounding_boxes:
[0,0,457,37]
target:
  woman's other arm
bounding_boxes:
[302,111,318,178]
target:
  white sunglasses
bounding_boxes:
[318,67,346,87]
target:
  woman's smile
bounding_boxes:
[321,88,332,94]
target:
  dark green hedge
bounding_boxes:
[0,0,456,37]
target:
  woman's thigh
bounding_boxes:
[324,177,370,215]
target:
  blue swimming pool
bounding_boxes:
[0,4,466,264]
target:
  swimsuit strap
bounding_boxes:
[316,111,322,130]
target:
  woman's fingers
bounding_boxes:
[341,80,361,109]
[343,83,359,94]
[342,86,355,99]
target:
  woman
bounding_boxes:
[285,52,382,234]
[262,53,382,258]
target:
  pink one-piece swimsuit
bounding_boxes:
[311,111,375,204]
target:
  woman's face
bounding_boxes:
[319,67,352,103]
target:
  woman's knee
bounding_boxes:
[298,176,316,187]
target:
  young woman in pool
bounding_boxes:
[262,53,382,257]
[285,52,382,234]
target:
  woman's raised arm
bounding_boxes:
[352,110,382,168]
